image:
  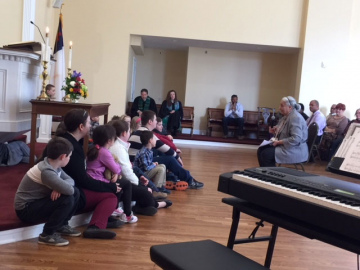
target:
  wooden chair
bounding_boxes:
[207,108,224,136]
[181,106,194,136]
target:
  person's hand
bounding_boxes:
[170,110,175,114]
[153,162,158,166]
[51,190,61,201]
[273,140,282,147]
[115,183,122,193]
[177,156,183,167]
[138,110,142,117]
[140,175,149,186]
[111,173,118,183]
[147,187,152,193]
[269,126,277,134]
[176,148,181,153]
[167,135,173,141]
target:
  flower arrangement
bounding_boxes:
[62,70,88,100]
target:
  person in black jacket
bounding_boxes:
[47,109,123,239]
[159,90,183,136]
[130,88,157,118]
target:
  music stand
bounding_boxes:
[327,123,360,179]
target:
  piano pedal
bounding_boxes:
[248,219,265,239]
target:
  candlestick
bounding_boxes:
[37,61,50,101]
[68,41,73,69]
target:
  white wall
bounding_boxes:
[185,47,298,133]
[134,48,187,104]
[299,0,360,118]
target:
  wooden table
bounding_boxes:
[29,100,110,166]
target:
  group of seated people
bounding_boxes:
[14,106,204,246]
[257,96,360,167]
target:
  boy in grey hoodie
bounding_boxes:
[14,137,80,246]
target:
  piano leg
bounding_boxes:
[227,205,240,249]
[223,197,279,269]
[264,225,278,268]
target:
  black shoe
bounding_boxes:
[188,179,204,189]
[164,200,172,208]
[132,205,158,216]
[107,217,124,228]
[83,226,116,239]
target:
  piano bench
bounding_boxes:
[150,240,268,270]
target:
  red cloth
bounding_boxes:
[154,132,177,151]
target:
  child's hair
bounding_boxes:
[87,125,116,162]
[47,137,73,159]
[131,116,141,132]
[45,84,55,91]
[108,120,129,137]
[63,109,89,133]
[156,117,162,123]
[111,115,121,121]
[140,130,154,146]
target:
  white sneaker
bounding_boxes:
[111,207,124,217]
[119,213,138,224]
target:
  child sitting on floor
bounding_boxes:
[133,130,167,195]
[86,125,138,224]
[14,137,81,246]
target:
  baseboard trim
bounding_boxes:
[0,212,92,245]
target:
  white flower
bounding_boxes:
[69,81,76,87]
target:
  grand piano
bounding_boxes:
[218,167,360,267]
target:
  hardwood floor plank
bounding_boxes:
[0,143,357,269]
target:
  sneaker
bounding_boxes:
[153,191,168,200]
[163,200,173,208]
[83,226,116,239]
[119,213,138,224]
[159,186,171,194]
[188,179,204,189]
[38,233,69,246]
[111,207,124,217]
[107,216,125,228]
[132,205,158,216]
[175,181,188,191]
[56,225,81,237]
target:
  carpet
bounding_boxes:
[0,143,46,231]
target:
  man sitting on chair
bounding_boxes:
[307,100,326,144]
[223,94,244,140]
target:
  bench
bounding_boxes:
[150,239,268,270]
[206,108,259,137]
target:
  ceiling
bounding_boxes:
[141,35,300,54]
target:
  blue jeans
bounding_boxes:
[222,117,244,136]
[153,156,193,183]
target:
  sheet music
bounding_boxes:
[339,126,360,174]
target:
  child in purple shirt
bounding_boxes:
[86,125,137,223]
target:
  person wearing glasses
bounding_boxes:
[326,104,337,120]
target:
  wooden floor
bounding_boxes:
[0,143,358,269]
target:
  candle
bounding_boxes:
[68,41,73,69]
[45,27,49,62]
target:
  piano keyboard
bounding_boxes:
[233,172,360,218]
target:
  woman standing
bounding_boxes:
[159,90,183,136]
[257,96,308,167]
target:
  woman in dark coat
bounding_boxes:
[159,90,183,136]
